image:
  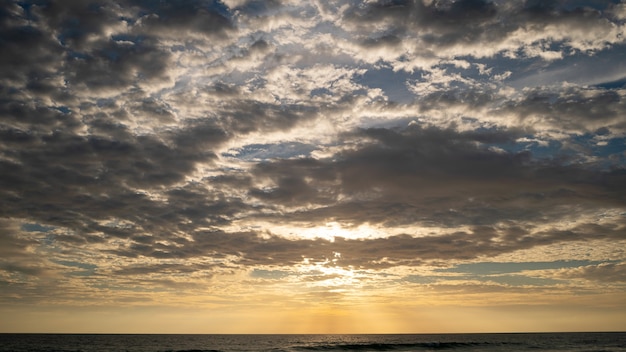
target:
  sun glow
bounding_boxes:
[310,261,357,288]
[262,221,388,241]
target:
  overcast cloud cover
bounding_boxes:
[1,0,626,333]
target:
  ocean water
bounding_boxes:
[1,332,625,352]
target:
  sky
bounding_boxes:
[1,0,626,334]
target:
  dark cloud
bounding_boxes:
[216,100,319,134]
[31,0,123,50]
[225,0,283,14]
[501,86,626,133]
[0,110,240,246]
[1,0,233,103]
[346,0,624,58]
[246,125,626,228]
[522,0,618,23]
[413,83,626,136]
[249,157,337,205]
[130,0,234,38]
[346,0,499,45]
[65,37,172,92]
[0,2,314,275]
[0,3,64,93]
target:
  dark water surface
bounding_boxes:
[1,332,625,352]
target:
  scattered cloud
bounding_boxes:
[1,0,625,332]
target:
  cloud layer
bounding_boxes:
[1,0,625,332]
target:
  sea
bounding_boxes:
[1,332,625,352]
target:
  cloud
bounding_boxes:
[181,220,625,270]
[501,86,626,134]
[335,0,626,71]
[65,37,173,94]
[244,125,626,229]
[0,220,50,277]
[557,262,626,283]
[131,0,234,38]
[409,82,626,138]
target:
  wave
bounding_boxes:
[166,350,223,352]
[165,350,223,352]
[295,341,490,351]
